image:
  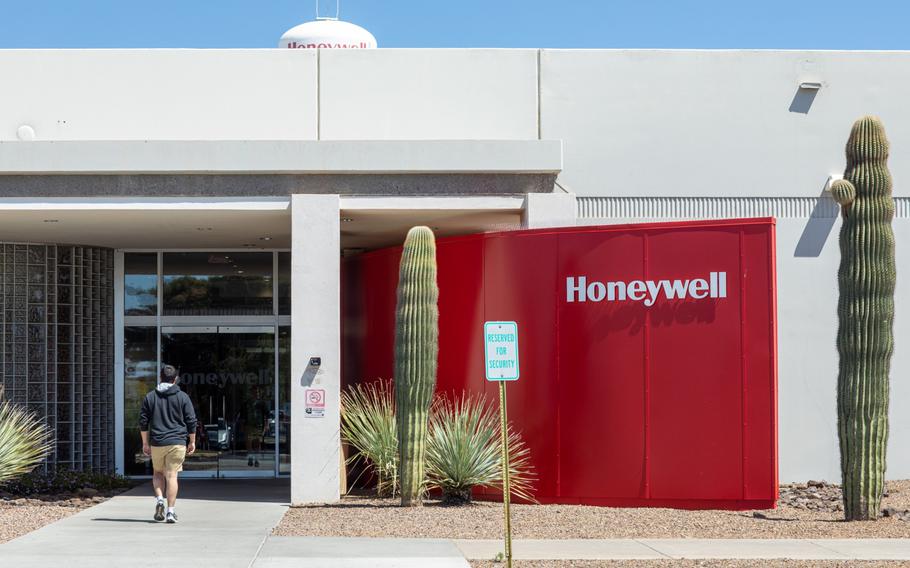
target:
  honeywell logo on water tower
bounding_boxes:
[279,19,378,49]
[285,40,372,49]
[566,272,728,306]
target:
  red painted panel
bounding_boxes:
[342,248,400,387]
[742,227,778,500]
[557,232,647,499]
[484,233,560,498]
[436,237,486,398]
[341,218,778,509]
[647,228,743,500]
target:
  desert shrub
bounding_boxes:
[341,379,398,497]
[341,382,537,505]
[0,393,52,485]
[425,393,536,505]
[2,467,132,497]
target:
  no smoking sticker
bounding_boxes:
[304,388,325,418]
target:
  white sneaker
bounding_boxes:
[166,511,178,524]
[154,500,165,522]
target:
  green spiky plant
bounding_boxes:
[340,379,399,497]
[426,393,536,506]
[830,116,896,521]
[394,226,440,506]
[0,389,53,484]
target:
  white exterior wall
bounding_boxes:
[541,50,910,198]
[290,194,341,504]
[319,49,539,140]
[2,47,910,483]
[0,50,318,141]
[522,193,577,229]
[550,51,910,484]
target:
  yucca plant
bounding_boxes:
[425,393,536,506]
[0,389,53,484]
[340,379,399,498]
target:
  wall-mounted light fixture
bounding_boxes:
[799,81,823,90]
[17,125,36,141]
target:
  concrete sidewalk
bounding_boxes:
[0,480,469,568]
[456,538,910,561]
[0,479,290,568]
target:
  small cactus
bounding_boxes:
[832,116,896,521]
[394,226,439,506]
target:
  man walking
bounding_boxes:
[139,365,197,524]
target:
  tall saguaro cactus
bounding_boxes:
[394,226,439,506]
[830,116,896,521]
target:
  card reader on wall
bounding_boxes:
[309,357,321,367]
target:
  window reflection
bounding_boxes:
[121,251,291,476]
[163,253,273,316]
[124,253,157,316]
[162,331,275,473]
[124,327,157,475]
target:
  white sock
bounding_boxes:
[167,507,175,514]
[156,496,165,503]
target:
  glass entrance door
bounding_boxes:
[121,250,292,477]
[161,327,276,477]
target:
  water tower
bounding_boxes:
[279,0,377,49]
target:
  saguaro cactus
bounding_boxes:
[831,116,896,521]
[394,226,439,506]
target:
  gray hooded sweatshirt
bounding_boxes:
[139,383,197,447]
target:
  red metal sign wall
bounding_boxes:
[342,218,778,509]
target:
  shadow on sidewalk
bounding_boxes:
[124,478,290,504]
[91,518,158,524]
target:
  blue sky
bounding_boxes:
[0,0,906,49]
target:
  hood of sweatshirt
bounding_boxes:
[155,382,181,396]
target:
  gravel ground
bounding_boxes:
[469,562,910,568]
[0,496,100,544]
[274,480,910,539]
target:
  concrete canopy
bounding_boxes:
[0,195,536,251]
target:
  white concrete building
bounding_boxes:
[0,48,908,503]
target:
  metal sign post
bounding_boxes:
[484,321,519,568]
[497,380,512,567]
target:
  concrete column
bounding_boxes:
[522,192,577,229]
[290,194,341,505]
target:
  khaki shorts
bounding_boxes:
[150,445,187,473]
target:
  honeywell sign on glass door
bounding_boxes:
[566,272,728,305]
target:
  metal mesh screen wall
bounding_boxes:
[0,243,114,472]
